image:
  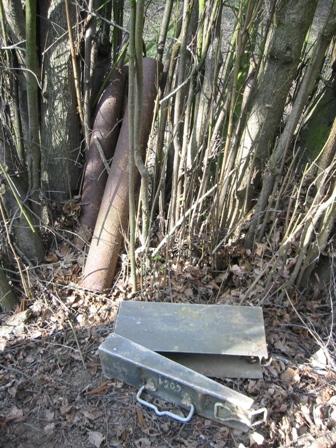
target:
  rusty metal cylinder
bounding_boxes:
[80,68,126,235]
[81,58,160,291]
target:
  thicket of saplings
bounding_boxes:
[0,0,335,311]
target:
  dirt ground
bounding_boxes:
[0,239,336,448]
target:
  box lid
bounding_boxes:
[114,301,268,359]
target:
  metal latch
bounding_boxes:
[99,334,267,431]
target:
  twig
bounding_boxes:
[67,319,86,370]
[94,136,112,177]
[64,0,84,129]
[153,185,216,256]
[285,289,336,369]
[83,0,94,149]
[82,8,128,34]
[128,0,137,292]
[0,162,35,233]
[0,197,30,298]
[0,362,30,379]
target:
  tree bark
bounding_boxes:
[0,128,44,263]
[224,0,318,219]
[245,4,336,247]
[300,80,336,163]
[2,0,29,163]
[297,117,336,285]
[26,0,40,198]
[39,0,81,200]
[91,0,115,103]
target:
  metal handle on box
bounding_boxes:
[250,407,267,427]
[136,385,195,423]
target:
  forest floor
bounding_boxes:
[1,0,335,446]
[0,203,336,448]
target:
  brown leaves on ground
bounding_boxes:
[0,236,335,447]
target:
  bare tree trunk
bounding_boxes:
[39,0,81,200]
[0,126,44,263]
[90,0,115,102]
[112,0,124,62]
[296,117,336,286]
[2,0,29,165]
[317,94,336,175]
[246,3,336,247]
[3,0,24,42]
[222,0,318,223]
[26,0,41,200]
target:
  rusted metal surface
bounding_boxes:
[114,301,267,378]
[81,58,161,291]
[80,68,126,235]
[99,333,267,431]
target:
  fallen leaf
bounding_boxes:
[44,423,55,434]
[6,310,31,326]
[249,431,264,446]
[301,405,314,426]
[45,409,54,422]
[255,243,266,257]
[5,406,24,424]
[85,381,112,396]
[312,404,324,430]
[310,348,328,371]
[136,406,146,428]
[88,430,105,448]
[81,409,102,421]
[60,404,72,416]
[281,367,300,385]
[135,437,151,448]
[45,252,59,263]
[0,338,6,351]
[230,264,245,278]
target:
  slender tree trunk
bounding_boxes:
[112,0,124,62]
[39,0,81,200]
[26,0,41,199]
[317,94,336,176]
[0,129,44,263]
[91,0,115,109]
[128,0,137,291]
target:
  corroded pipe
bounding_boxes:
[80,68,126,236]
[81,58,160,291]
